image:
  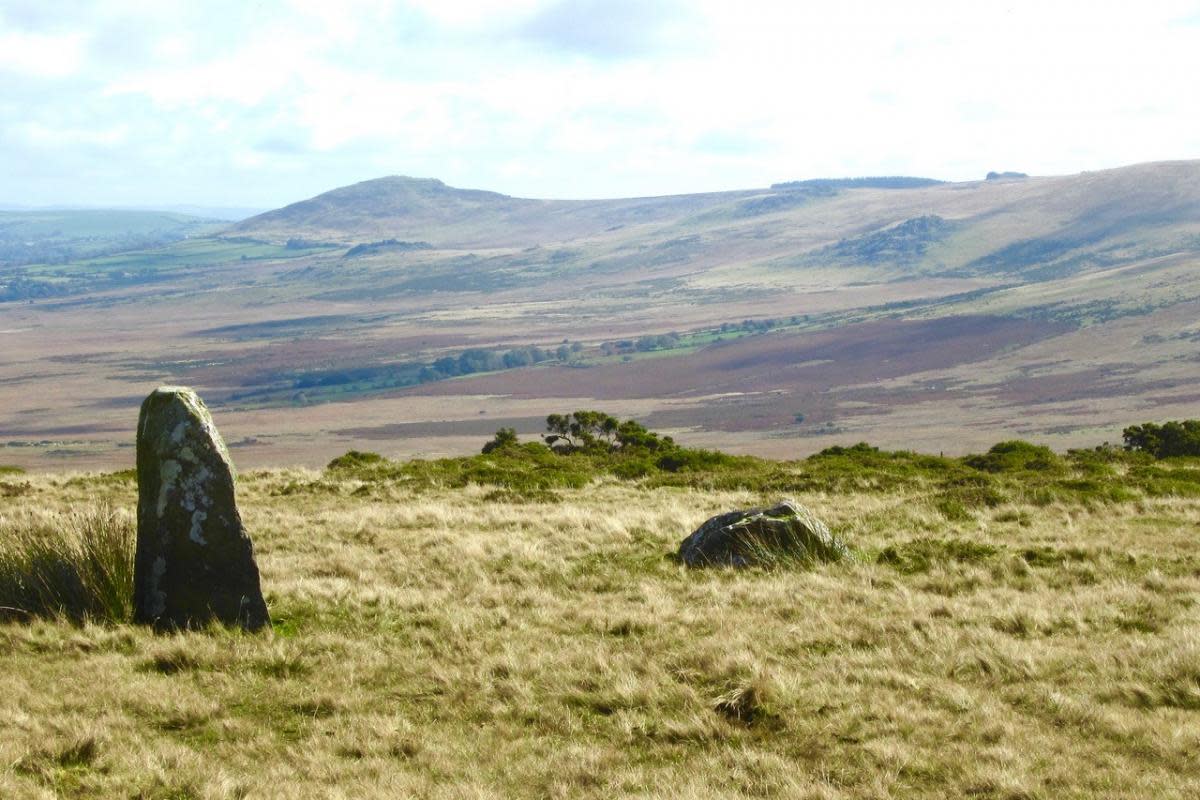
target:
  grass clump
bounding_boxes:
[712,680,781,728]
[0,507,135,623]
[876,537,1000,574]
[0,464,26,475]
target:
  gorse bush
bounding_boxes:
[481,427,518,454]
[0,507,135,623]
[326,450,385,470]
[962,440,1062,473]
[320,414,1200,508]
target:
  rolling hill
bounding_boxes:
[224,174,775,248]
[2,160,1199,469]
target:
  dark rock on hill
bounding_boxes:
[826,215,956,265]
[678,499,848,567]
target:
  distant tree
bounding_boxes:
[1123,420,1200,458]
[545,411,619,451]
[544,411,675,454]
[482,427,519,454]
[503,349,533,369]
[633,333,681,352]
[458,349,503,374]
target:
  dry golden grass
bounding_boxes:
[2,469,1199,798]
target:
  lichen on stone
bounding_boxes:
[189,510,208,545]
[157,460,181,517]
[149,556,168,617]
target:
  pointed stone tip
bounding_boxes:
[152,385,195,396]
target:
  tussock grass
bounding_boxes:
[0,506,135,623]
[2,458,1200,797]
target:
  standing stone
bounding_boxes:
[134,387,269,630]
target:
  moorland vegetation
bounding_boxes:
[6,161,1200,470]
[2,417,1199,797]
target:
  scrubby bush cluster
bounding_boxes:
[542,411,675,453]
[475,411,740,482]
[327,414,1200,509]
[1123,420,1200,458]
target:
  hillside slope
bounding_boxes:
[225,161,1200,269]
[225,175,773,248]
[2,160,1199,469]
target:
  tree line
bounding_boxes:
[1123,420,1200,458]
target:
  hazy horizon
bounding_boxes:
[2,0,1199,208]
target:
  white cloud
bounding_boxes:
[0,30,88,77]
[405,0,543,27]
[18,121,130,147]
[1,0,1199,206]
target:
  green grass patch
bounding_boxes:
[24,236,315,276]
[876,538,1001,574]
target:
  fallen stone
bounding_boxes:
[677,499,848,567]
[133,386,269,630]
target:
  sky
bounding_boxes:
[2,0,1199,209]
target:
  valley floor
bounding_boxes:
[2,468,1199,798]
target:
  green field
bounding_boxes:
[0,209,223,268]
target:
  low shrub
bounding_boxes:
[963,440,1062,473]
[327,450,386,470]
[655,447,740,473]
[481,427,519,454]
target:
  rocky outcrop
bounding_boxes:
[133,387,269,631]
[677,499,847,567]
